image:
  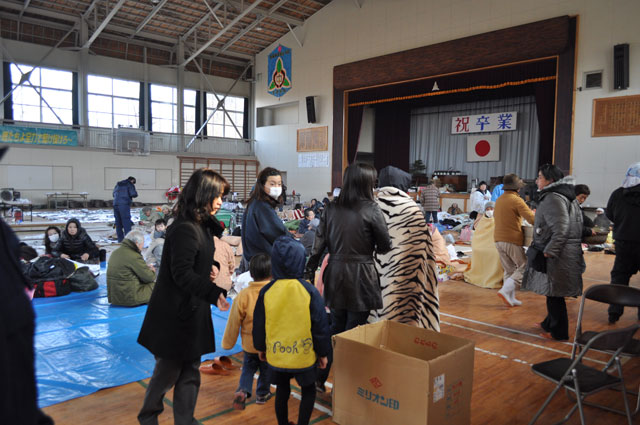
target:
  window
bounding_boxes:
[205,94,244,138]
[88,75,140,128]
[11,64,73,125]
[151,84,177,133]
[184,89,197,135]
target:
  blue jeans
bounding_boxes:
[114,204,132,243]
[427,211,438,224]
[238,352,270,398]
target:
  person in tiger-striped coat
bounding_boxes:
[369,166,440,331]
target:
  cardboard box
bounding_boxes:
[332,321,475,425]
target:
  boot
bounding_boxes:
[498,278,515,307]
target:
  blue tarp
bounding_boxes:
[33,274,242,407]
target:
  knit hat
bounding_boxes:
[502,173,523,190]
[484,201,495,210]
[595,207,605,214]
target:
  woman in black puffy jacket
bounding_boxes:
[55,218,99,262]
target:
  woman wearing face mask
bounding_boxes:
[241,167,291,267]
[464,202,505,289]
[43,226,61,257]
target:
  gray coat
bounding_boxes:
[522,176,585,297]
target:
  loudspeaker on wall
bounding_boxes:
[613,43,629,90]
[306,96,317,123]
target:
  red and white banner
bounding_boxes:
[452,111,517,134]
[467,135,500,162]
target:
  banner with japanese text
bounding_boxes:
[451,111,517,134]
[0,125,78,147]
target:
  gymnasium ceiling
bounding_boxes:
[0,0,333,79]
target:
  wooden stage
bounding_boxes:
[43,252,640,424]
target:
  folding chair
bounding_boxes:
[571,284,640,416]
[528,324,639,425]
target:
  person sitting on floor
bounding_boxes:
[139,206,162,227]
[300,218,320,257]
[464,202,504,289]
[160,204,174,226]
[107,230,156,307]
[593,207,612,229]
[43,226,61,257]
[54,218,103,263]
[144,219,166,268]
[221,253,273,410]
[297,208,315,235]
[447,203,463,215]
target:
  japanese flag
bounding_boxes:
[467,134,500,162]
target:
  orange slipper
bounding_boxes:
[200,362,230,375]
[215,356,238,370]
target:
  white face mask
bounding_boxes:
[485,210,494,218]
[48,233,59,243]
[268,186,282,199]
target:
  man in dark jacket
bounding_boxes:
[574,184,595,238]
[605,162,640,323]
[113,176,138,242]
[0,147,53,425]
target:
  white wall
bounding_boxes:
[254,0,640,206]
[0,145,180,204]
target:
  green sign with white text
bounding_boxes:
[0,125,78,146]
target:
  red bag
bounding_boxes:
[33,278,72,298]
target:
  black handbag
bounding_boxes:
[526,244,547,273]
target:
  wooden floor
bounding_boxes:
[43,252,640,425]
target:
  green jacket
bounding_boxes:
[107,239,156,306]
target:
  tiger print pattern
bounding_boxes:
[369,187,440,331]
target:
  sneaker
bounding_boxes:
[255,392,273,405]
[232,391,246,410]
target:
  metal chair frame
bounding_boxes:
[570,284,640,416]
[529,324,639,425]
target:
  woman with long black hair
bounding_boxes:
[241,167,290,267]
[137,168,231,425]
[305,162,392,391]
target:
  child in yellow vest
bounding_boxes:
[253,236,330,425]
[222,253,273,409]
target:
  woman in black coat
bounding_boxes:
[241,167,290,266]
[55,218,99,261]
[137,168,230,425]
[305,163,391,390]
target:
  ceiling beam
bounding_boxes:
[212,0,288,57]
[82,0,102,19]
[225,0,303,26]
[82,0,126,48]
[131,0,170,37]
[17,0,32,20]
[1,2,79,24]
[181,0,265,67]
[182,2,224,40]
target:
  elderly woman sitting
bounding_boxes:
[140,206,162,227]
[107,230,156,306]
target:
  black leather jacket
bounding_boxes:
[305,200,391,311]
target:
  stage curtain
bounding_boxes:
[409,95,539,185]
[346,105,364,164]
